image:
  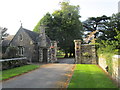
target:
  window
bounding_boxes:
[19,34,23,41]
[18,46,24,56]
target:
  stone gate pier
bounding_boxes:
[74,40,97,64]
[49,41,57,63]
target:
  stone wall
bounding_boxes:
[112,55,120,86]
[81,44,97,64]
[38,41,57,63]
[0,57,27,70]
[74,40,97,64]
[98,54,107,71]
[10,27,38,62]
[98,55,120,86]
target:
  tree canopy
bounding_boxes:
[83,13,120,54]
[0,27,9,41]
[33,1,83,57]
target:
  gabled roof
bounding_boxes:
[46,35,51,45]
[8,26,51,47]
[22,28,39,42]
[21,27,51,46]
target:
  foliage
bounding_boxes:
[33,20,41,33]
[68,64,117,88]
[97,39,119,74]
[95,12,120,57]
[56,55,64,58]
[96,13,120,73]
[82,52,91,57]
[4,46,19,59]
[99,13,120,41]
[0,27,9,40]
[83,13,120,44]
[0,64,39,80]
[57,50,65,55]
[97,40,119,55]
[33,13,53,33]
[33,1,83,57]
[2,59,27,70]
[82,15,110,39]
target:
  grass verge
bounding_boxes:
[68,64,117,88]
[0,64,39,80]
[57,55,64,58]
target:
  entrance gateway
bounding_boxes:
[43,48,48,63]
[74,40,97,64]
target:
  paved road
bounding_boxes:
[2,63,74,88]
[58,58,75,64]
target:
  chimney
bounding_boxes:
[39,25,47,47]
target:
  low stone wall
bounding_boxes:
[98,55,120,86]
[0,57,27,70]
[98,54,107,71]
[112,55,120,86]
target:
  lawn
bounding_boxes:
[0,64,40,80]
[57,55,64,58]
[68,64,117,88]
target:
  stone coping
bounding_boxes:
[113,55,120,58]
[0,57,27,62]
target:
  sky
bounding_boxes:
[0,0,119,35]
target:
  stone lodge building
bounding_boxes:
[4,26,57,63]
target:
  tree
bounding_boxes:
[82,15,110,40]
[95,13,120,55]
[0,27,9,40]
[0,27,9,58]
[96,13,120,42]
[33,13,53,34]
[33,1,83,57]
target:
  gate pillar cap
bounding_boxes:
[74,40,81,42]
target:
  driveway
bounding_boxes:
[58,58,75,64]
[2,63,75,88]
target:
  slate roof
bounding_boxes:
[2,27,51,46]
[46,35,51,45]
[22,27,51,44]
[22,28,39,42]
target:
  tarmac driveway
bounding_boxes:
[58,58,75,64]
[2,63,74,88]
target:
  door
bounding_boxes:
[43,48,48,63]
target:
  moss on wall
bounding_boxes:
[98,53,114,75]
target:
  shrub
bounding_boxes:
[4,46,19,59]
[97,39,119,75]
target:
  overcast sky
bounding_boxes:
[0,0,119,35]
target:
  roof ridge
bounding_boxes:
[21,28,39,42]
[22,28,39,35]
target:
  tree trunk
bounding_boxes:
[64,52,69,58]
[73,52,75,58]
[69,52,73,58]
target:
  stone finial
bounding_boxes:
[20,20,23,28]
[74,40,81,50]
[74,40,81,42]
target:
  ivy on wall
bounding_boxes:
[96,39,119,75]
